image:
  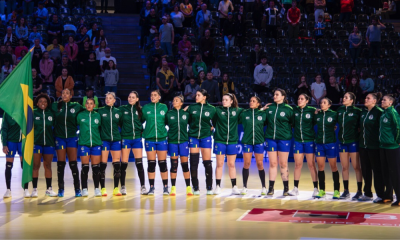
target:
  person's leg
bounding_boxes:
[111,150,122,190]
[166,42,173,57]
[349,48,356,64]
[146,150,157,189]
[288,24,293,39]
[156,150,169,188]
[132,148,145,187]
[278,151,290,192]
[380,149,393,201]
[201,147,213,191]
[160,42,167,55]
[375,42,381,59]
[224,36,230,53]
[387,148,400,205]
[369,148,384,198]
[350,152,362,192]
[339,152,350,191]
[189,148,200,190]
[359,148,373,197]
[242,152,252,188]
[226,154,237,187]
[316,157,326,191]
[32,153,42,189]
[215,154,225,187]
[294,25,299,39]
[339,13,345,23]
[293,154,304,188]
[66,148,80,190]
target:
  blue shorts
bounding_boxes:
[316,143,337,158]
[168,142,189,157]
[214,143,238,155]
[33,145,55,155]
[80,146,101,156]
[145,140,168,152]
[265,139,291,152]
[5,142,21,158]
[122,139,143,149]
[293,141,315,154]
[243,143,265,154]
[102,141,122,151]
[189,136,212,149]
[55,137,78,150]
[338,142,359,153]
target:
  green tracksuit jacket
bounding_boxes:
[239,108,267,145]
[51,102,84,138]
[337,105,362,144]
[77,110,102,147]
[1,113,21,145]
[264,103,294,140]
[314,109,337,144]
[119,104,143,140]
[97,106,122,142]
[212,106,244,144]
[187,103,216,139]
[33,107,55,147]
[379,106,400,149]
[359,106,383,149]
[142,102,168,142]
[166,108,189,144]
[293,105,316,143]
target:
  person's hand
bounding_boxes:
[260,82,266,86]
[171,40,174,44]
[334,125,338,131]
[316,99,320,105]
[367,41,370,47]
[211,126,214,131]
[314,108,321,114]
[2,146,9,155]
[261,103,272,110]
[183,106,189,111]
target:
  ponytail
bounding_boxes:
[384,94,397,106]
[345,92,356,105]
[369,92,382,102]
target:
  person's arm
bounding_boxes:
[171,27,175,44]
[311,89,317,102]
[196,11,201,27]
[266,67,273,85]
[366,27,370,46]
[295,10,301,24]
[72,44,78,60]
[366,78,374,92]
[156,77,164,91]
[253,67,260,84]
[286,9,292,23]
[1,115,9,151]
[55,78,62,93]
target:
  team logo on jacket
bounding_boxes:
[232,111,236,116]
[295,113,299,117]
[257,116,262,121]
[339,113,341,115]
[280,112,285,117]
[246,116,250,120]
[94,119,99,124]
[348,113,353,116]
[102,114,107,117]
[147,111,151,114]
[35,117,40,120]
[383,117,388,123]
[205,112,210,116]
[115,114,120,119]
[192,111,197,114]
[48,116,53,121]
[160,111,165,115]
[268,111,272,114]
[81,119,86,122]
[317,118,320,121]
[171,116,175,120]
[135,111,138,115]
[306,114,311,119]
[369,115,374,120]
[182,115,187,120]
[81,147,84,151]
[327,117,333,122]
[222,112,226,115]
[70,108,75,113]
[124,111,129,114]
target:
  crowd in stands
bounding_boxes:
[142,0,400,105]
[0,0,118,103]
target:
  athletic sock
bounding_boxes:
[231,178,236,187]
[135,158,145,186]
[120,162,128,186]
[332,171,340,191]
[32,177,38,188]
[203,160,213,190]
[112,162,121,188]
[343,180,349,190]
[69,161,80,189]
[283,181,289,191]
[81,164,89,189]
[313,181,318,189]
[216,179,221,187]
[357,181,362,192]
[190,153,200,189]
[162,179,168,187]
[5,162,13,189]
[242,168,249,188]
[294,180,299,188]
[24,183,29,190]
[185,178,190,187]
[318,171,325,191]
[149,179,155,187]
[171,178,176,186]
[92,164,100,189]
[100,162,107,189]
[259,169,266,188]
[269,180,275,189]
[46,178,52,189]
[57,161,66,190]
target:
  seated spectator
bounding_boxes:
[327,66,340,83]
[7,10,18,25]
[47,38,64,64]
[326,75,343,108]
[339,0,353,23]
[287,1,301,39]
[294,75,311,100]
[156,56,176,74]
[156,60,175,102]
[15,17,28,42]
[95,40,107,60]
[87,23,98,41]
[0,19,6,35]
[47,14,63,43]
[1,58,12,81]
[31,38,45,71]
[197,70,206,84]
[171,5,184,36]
[219,73,235,96]
[192,53,207,78]
[382,1,397,19]
[78,41,91,74]
[34,1,48,24]
[39,51,54,84]
[366,17,386,59]
[196,4,212,37]
[178,34,192,59]
[65,36,79,66]
[314,0,326,22]
[55,68,74,97]
[64,22,78,34]
[195,0,203,13]
[264,1,279,39]
[346,77,363,104]
[0,45,13,66]
[253,55,273,93]
[173,58,187,91]
[7,46,15,64]
[250,43,262,73]
[168,0,178,14]
[184,77,201,101]
[82,86,99,108]
[311,74,327,104]
[201,72,220,103]
[200,29,215,66]
[15,39,28,60]
[28,26,43,46]
[180,0,193,28]
[314,15,326,40]
[345,67,359,88]
[211,62,221,77]
[159,16,174,57]
[1,27,17,46]
[55,55,74,77]
[359,69,374,98]
[75,26,90,51]
[32,68,43,95]
[222,12,236,54]
[184,57,194,78]
[100,48,117,78]
[84,52,101,90]
[92,29,107,50]
[348,26,362,65]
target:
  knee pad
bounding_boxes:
[148,160,156,173]
[57,161,66,173]
[5,162,13,173]
[82,164,89,175]
[170,159,178,173]
[100,162,107,178]
[69,161,78,172]
[92,164,100,175]
[135,158,144,172]
[113,162,121,177]
[203,160,212,168]
[190,153,199,171]
[158,160,167,173]
[181,162,189,172]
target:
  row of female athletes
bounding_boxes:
[1,87,399,206]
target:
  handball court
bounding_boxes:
[0,160,398,239]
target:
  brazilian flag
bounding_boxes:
[0,50,33,188]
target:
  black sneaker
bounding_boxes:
[339,190,350,199]
[267,187,274,196]
[351,191,362,200]
[391,201,400,207]
[283,187,289,196]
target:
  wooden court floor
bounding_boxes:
[0,160,399,239]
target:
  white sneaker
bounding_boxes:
[213,186,222,195]
[312,188,319,197]
[261,187,267,195]
[140,185,147,195]
[289,187,299,196]
[232,186,240,195]
[194,190,201,195]
[206,190,213,195]
[31,188,38,198]
[45,187,58,197]
[121,186,127,195]
[94,188,102,197]
[3,189,11,198]
[24,189,30,198]
[240,187,247,195]
[82,188,89,197]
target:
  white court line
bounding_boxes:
[236,210,250,221]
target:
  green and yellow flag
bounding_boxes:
[0,50,34,188]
